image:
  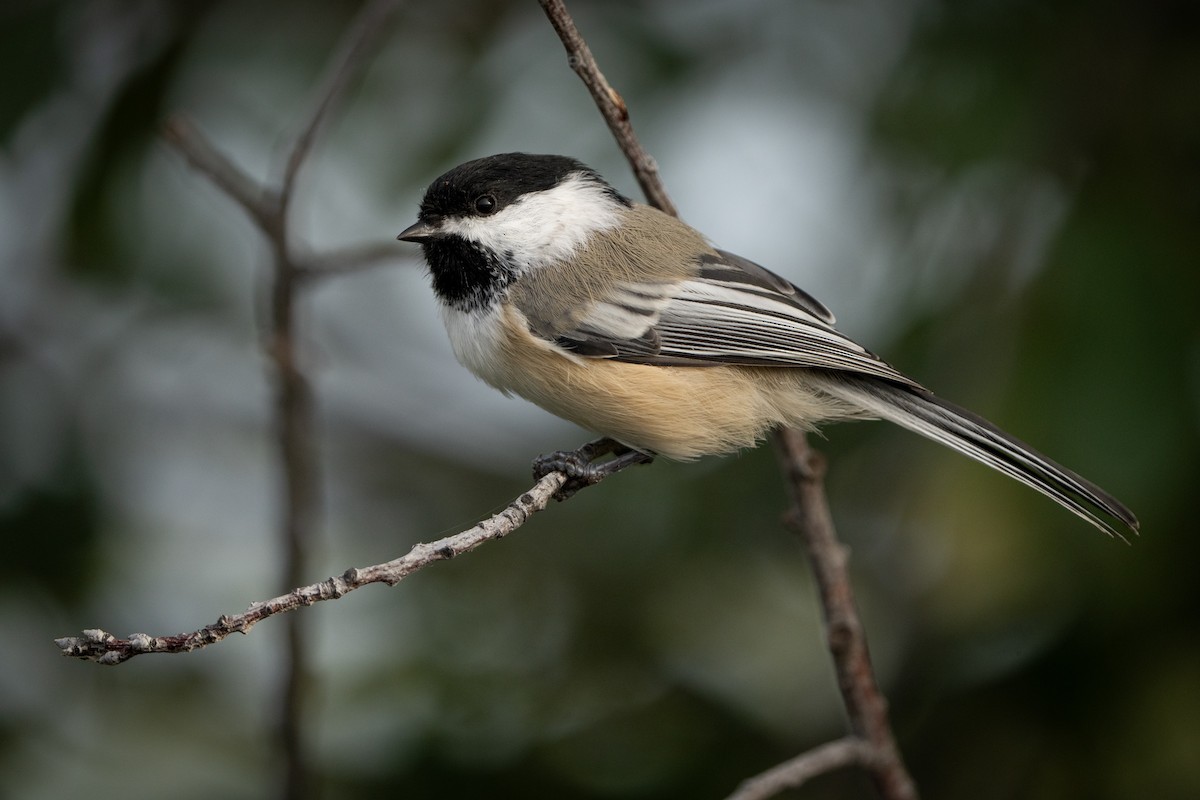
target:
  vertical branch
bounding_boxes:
[774,428,917,800]
[268,244,318,800]
[268,4,401,797]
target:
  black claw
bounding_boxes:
[532,438,654,499]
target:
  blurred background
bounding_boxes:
[2,0,1197,798]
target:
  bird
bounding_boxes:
[397,152,1138,538]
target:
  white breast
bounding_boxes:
[441,301,586,400]
[441,304,512,391]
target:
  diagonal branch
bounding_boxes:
[163,115,275,230]
[280,0,403,213]
[55,472,568,664]
[537,0,676,215]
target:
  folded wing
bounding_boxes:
[536,249,922,390]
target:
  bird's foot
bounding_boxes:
[532,437,654,500]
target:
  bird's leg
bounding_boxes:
[532,437,654,500]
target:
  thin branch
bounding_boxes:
[725,737,878,800]
[774,428,918,800]
[280,0,403,213]
[271,6,401,797]
[537,0,676,215]
[296,241,407,279]
[270,279,313,800]
[163,116,274,230]
[55,472,568,665]
[163,93,321,800]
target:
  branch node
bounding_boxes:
[85,628,114,644]
[608,87,628,118]
[128,632,154,651]
[826,616,858,657]
[324,576,347,599]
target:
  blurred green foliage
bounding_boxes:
[1,1,1196,799]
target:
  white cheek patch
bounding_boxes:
[440,174,625,272]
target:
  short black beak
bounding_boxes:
[397,219,441,242]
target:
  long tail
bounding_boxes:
[821,375,1140,539]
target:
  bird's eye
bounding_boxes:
[474,195,497,215]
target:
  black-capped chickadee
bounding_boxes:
[399,152,1138,538]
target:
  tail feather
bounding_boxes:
[823,376,1140,539]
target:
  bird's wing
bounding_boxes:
[519,249,922,389]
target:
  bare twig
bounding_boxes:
[296,241,406,279]
[163,116,273,229]
[725,737,878,800]
[537,0,677,215]
[55,472,568,664]
[280,0,403,213]
[774,428,918,800]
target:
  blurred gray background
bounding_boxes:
[2,1,1197,798]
